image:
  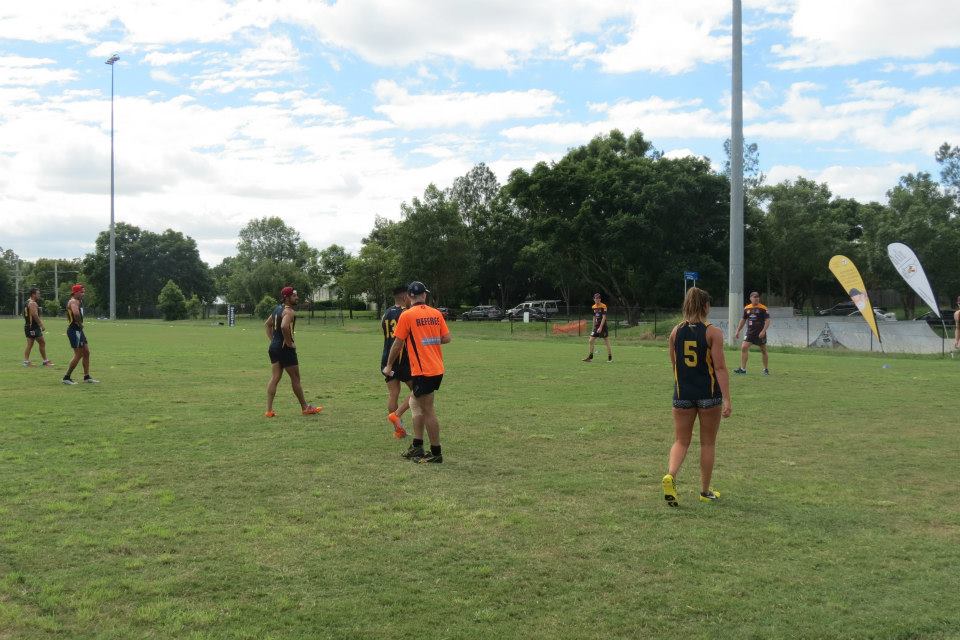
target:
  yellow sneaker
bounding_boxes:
[699,489,721,503]
[662,474,679,507]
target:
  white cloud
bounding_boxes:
[143,50,201,66]
[373,81,559,128]
[596,0,730,74]
[773,0,960,68]
[0,55,77,86]
[883,61,960,77]
[766,162,916,203]
[191,35,300,94]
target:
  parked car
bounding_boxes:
[817,301,857,316]
[505,300,561,318]
[848,307,897,321]
[436,306,454,321]
[914,310,956,327]
[460,305,504,321]
[505,306,547,321]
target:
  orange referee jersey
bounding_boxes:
[393,303,449,377]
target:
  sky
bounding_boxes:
[2,0,960,266]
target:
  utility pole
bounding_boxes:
[14,260,22,316]
[54,262,59,303]
[106,53,120,321]
[727,0,745,345]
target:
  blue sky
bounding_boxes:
[2,0,959,265]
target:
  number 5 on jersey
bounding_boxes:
[683,340,698,367]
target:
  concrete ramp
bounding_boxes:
[813,320,947,354]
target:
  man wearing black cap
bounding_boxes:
[383,281,451,463]
[264,286,321,417]
[62,284,97,384]
[23,287,53,367]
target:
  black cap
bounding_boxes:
[408,281,430,295]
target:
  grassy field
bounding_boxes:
[1,317,958,639]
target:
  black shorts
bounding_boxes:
[382,355,412,383]
[673,397,723,409]
[268,346,299,369]
[67,326,87,349]
[25,325,42,339]
[590,326,608,339]
[411,374,443,397]
[744,334,767,346]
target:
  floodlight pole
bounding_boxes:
[727,0,744,345]
[106,53,119,321]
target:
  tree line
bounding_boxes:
[5,129,960,320]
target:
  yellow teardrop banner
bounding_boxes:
[828,255,881,343]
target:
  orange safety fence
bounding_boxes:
[552,320,586,335]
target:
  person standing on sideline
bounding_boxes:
[264,286,321,417]
[23,287,53,367]
[62,284,98,384]
[382,285,412,438]
[383,281,451,464]
[953,296,960,349]
[662,287,731,507]
[732,291,771,375]
[583,292,613,362]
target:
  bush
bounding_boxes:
[255,295,278,320]
[43,299,61,317]
[157,280,188,321]
[185,294,202,319]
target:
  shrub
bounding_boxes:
[157,280,188,321]
[255,295,278,320]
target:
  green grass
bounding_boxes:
[1,318,959,639]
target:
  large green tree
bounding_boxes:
[225,217,323,306]
[507,130,730,316]
[83,223,214,316]
[393,184,476,305]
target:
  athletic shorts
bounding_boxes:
[67,326,87,349]
[382,355,412,383]
[590,326,608,339]
[24,324,42,339]
[673,397,723,410]
[744,334,767,346]
[268,346,299,369]
[411,374,443,397]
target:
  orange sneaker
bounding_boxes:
[264,410,276,418]
[393,424,408,439]
[302,405,322,415]
[387,412,402,428]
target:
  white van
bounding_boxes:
[506,300,561,318]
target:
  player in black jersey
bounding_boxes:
[62,284,97,384]
[583,293,613,362]
[23,287,53,367]
[381,285,412,438]
[662,287,731,507]
[263,286,321,417]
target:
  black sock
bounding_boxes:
[430,445,441,456]
[83,375,91,380]
[412,438,424,448]
[63,375,71,380]
[608,354,612,360]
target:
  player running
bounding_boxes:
[382,285,412,439]
[662,287,731,507]
[62,284,98,384]
[582,292,612,362]
[23,287,53,367]
[383,281,451,463]
[263,286,321,417]
[732,291,771,375]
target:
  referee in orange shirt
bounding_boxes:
[382,281,451,463]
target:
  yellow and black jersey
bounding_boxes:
[742,303,769,339]
[591,303,607,329]
[66,304,83,329]
[673,322,721,401]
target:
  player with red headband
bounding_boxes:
[62,284,98,384]
[263,286,321,417]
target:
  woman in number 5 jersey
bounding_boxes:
[662,287,732,507]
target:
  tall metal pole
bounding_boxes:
[106,54,119,321]
[727,0,744,345]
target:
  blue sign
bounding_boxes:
[684,271,699,280]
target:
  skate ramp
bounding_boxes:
[813,320,947,354]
